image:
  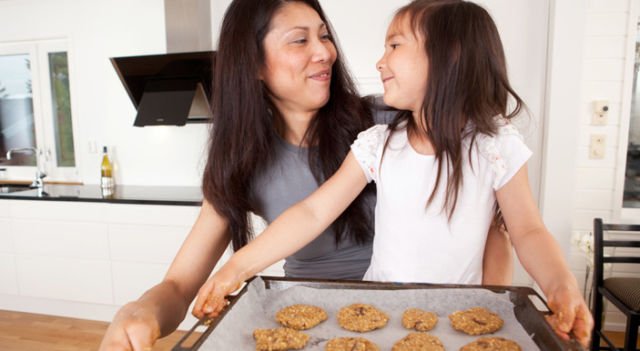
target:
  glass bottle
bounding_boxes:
[100,146,114,190]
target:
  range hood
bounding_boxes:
[110,0,214,127]
[110,51,214,126]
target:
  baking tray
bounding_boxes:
[173,276,584,351]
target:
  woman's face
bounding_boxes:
[260,2,337,115]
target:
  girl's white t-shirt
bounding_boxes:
[350,121,532,284]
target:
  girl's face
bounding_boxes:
[261,2,337,115]
[377,15,429,114]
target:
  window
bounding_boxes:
[0,40,78,181]
[623,20,640,209]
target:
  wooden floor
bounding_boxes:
[0,310,196,351]
[0,309,638,350]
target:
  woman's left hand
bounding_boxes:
[545,283,594,348]
[192,263,245,320]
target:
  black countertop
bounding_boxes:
[0,184,202,206]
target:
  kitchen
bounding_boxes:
[1,0,639,350]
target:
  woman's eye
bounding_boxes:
[292,38,307,44]
[390,43,399,49]
[320,33,332,41]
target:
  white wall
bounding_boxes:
[0,0,210,186]
[0,0,550,191]
[566,0,640,331]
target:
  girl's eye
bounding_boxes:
[390,43,399,49]
[292,38,308,44]
[320,33,332,41]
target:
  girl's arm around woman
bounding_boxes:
[193,152,368,318]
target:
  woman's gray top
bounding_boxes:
[251,105,396,279]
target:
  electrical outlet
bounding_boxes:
[589,134,606,159]
[592,100,609,125]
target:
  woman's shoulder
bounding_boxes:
[367,95,400,124]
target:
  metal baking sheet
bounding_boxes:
[174,276,583,351]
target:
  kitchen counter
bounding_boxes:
[0,184,202,206]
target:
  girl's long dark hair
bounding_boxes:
[387,0,524,223]
[203,0,374,251]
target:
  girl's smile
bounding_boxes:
[376,15,429,114]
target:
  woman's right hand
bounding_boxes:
[192,262,245,320]
[99,301,161,351]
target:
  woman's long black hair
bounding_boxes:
[203,0,374,251]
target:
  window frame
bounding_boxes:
[0,39,80,183]
[614,0,640,221]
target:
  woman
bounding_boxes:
[99,0,512,349]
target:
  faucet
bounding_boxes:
[5,147,47,188]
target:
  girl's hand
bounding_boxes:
[544,283,594,348]
[192,263,244,319]
[99,301,161,351]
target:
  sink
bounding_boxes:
[0,184,34,193]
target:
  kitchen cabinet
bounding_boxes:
[0,198,279,330]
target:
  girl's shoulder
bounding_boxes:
[472,118,532,189]
[351,124,391,183]
[473,118,525,151]
[355,124,391,145]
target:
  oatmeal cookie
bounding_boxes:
[460,337,522,351]
[402,308,438,331]
[276,304,328,330]
[337,303,389,332]
[325,337,379,351]
[448,307,504,335]
[391,332,444,351]
[253,328,309,351]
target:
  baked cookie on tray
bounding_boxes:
[276,304,328,330]
[337,303,389,332]
[325,337,379,351]
[460,336,522,351]
[402,308,438,331]
[391,332,444,351]
[448,307,504,335]
[253,328,309,351]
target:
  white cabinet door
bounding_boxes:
[109,223,190,263]
[16,255,113,304]
[12,220,109,259]
[0,253,18,294]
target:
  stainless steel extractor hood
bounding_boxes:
[110,0,214,127]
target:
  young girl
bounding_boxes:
[193,0,592,346]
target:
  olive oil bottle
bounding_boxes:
[100,146,115,190]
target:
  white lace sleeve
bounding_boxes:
[350,124,388,183]
[478,121,532,190]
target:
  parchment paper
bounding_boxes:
[200,277,540,350]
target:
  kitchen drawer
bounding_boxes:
[10,200,107,222]
[111,261,168,305]
[0,219,13,253]
[0,201,9,218]
[16,256,113,304]
[0,254,18,294]
[106,204,199,226]
[12,220,109,259]
[109,223,190,263]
